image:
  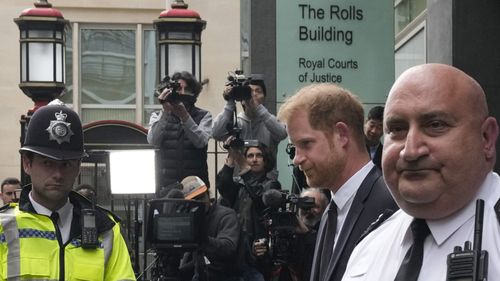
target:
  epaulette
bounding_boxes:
[97,205,122,223]
[0,203,16,213]
[356,209,395,245]
[495,198,500,226]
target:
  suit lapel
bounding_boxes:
[310,201,332,281]
[324,166,381,280]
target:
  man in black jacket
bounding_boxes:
[364,106,384,168]
[147,71,212,191]
[217,141,281,281]
[180,176,241,281]
[278,83,398,281]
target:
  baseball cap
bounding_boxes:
[20,105,88,160]
[181,176,208,200]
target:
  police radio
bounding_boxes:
[446,199,488,281]
[81,193,99,249]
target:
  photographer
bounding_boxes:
[216,140,281,281]
[294,188,329,280]
[147,71,212,190]
[179,176,241,281]
[212,73,287,179]
[255,188,328,281]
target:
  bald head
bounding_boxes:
[389,63,488,120]
[382,63,499,219]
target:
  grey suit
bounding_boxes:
[309,166,398,281]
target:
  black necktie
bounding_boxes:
[394,219,430,281]
[50,212,63,243]
[319,200,337,280]
[50,212,60,224]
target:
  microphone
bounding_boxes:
[166,189,184,199]
[262,189,286,209]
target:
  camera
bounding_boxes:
[155,76,182,103]
[146,198,205,250]
[262,190,315,264]
[145,198,206,281]
[225,70,252,101]
[222,124,244,150]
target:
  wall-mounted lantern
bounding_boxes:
[154,0,206,81]
[14,0,69,108]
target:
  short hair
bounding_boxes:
[278,83,365,148]
[367,106,384,121]
[171,71,202,97]
[1,177,20,192]
[249,74,266,96]
[244,142,275,173]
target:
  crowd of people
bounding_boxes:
[2,63,499,281]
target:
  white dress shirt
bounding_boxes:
[30,192,73,244]
[331,161,375,246]
[341,171,500,281]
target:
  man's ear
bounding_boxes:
[21,154,32,176]
[334,121,350,147]
[482,117,499,161]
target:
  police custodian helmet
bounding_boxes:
[19,105,87,160]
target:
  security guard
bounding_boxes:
[0,105,135,280]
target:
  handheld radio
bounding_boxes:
[81,194,99,249]
[446,199,488,281]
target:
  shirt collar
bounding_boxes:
[400,171,496,246]
[29,191,72,221]
[332,161,374,211]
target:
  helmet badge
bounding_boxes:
[45,110,74,144]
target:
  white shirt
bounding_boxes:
[332,161,375,246]
[29,192,73,244]
[341,171,500,281]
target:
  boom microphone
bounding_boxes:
[262,189,286,209]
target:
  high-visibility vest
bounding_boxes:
[0,205,135,281]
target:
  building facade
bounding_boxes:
[0,0,241,183]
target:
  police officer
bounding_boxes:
[0,105,135,280]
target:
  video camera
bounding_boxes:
[224,70,252,101]
[262,190,315,264]
[146,198,206,250]
[154,76,183,104]
[145,198,206,281]
[222,124,244,150]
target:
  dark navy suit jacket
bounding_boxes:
[309,166,398,281]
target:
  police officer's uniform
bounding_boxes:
[0,105,135,280]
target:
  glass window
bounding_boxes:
[395,0,426,35]
[143,29,160,125]
[61,25,73,104]
[81,28,136,122]
[395,28,425,78]
[61,25,158,124]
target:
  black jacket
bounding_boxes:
[216,165,281,242]
[309,166,398,281]
[157,106,210,188]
